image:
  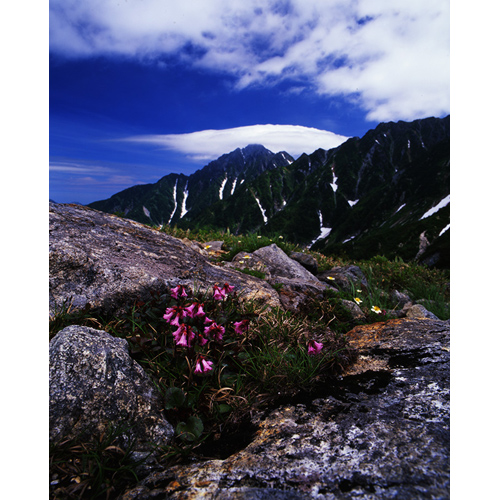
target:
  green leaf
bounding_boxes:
[176,416,204,442]
[164,387,186,410]
[217,404,232,415]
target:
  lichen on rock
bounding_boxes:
[49,325,174,451]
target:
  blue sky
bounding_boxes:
[49,0,450,204]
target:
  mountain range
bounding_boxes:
[88,116,450,268]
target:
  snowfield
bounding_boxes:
[420,195,450,220]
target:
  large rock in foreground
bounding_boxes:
[49,325,174,451]
[119,318,450,499]
[49,203,281,317]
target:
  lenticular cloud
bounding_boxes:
[122,124,350,160]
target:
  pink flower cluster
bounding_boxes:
[164,284,323,377]
[163,284,248,375]
[170,284,188,300]
[194,356,213,374]
[213,283,235,300]
[307,340,323,356]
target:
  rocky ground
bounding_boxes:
[49,203,450,499]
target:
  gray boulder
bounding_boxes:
[406,304,440,320]
[49,325,174,451]
[318,265,368,292]
[230,244,326,312]
[49,203,281,317]
[390,289,412,308]
[340,299,366,321]
[289,251,318,275]
[252,244,321,283]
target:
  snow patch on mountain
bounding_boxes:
[254,196,268,223]
[180,182,189,218]
[330,169,339,193]
[230,178,237,196]
[439,224,450,236]
[420,195,450,220]
[219,176,228,200]
[310,211,332,247]
[143,206,151,218]
[348,199,359,207]
[395,203,406,214]
[281,152,293,165]
[167,180,178,224]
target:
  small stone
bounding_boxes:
[406,304,439,320]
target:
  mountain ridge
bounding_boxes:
[89,144,294,226]
[88,116,450,267]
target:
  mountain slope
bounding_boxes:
[181,147,329,233]
[259,117,450,259]
[89,144,294,226]
[88,116,450,267]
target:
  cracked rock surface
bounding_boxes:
[119,318,450,499]
[49,203,280,317]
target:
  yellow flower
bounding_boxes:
[327,276,335,281]
[354,297,362,305]
[243,255,251,259]
[204,245,212,249]
[279,235,283,239]
[371,306,382,314]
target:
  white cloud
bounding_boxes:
[50,0,449,122]
[121,124,349,160]
[49,162,114,175]
[49,161,141,188]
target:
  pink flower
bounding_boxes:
[163,305,186,326]
[196,333,209,346]
[194,356,214,374]
[172,324,195,347]
[204,322,225,342]
[171,285,188,300]
[185,302,205,319]
[213,283,234,300]
[234,319,250,335]
[194,303,206,318]
[307,340,323,356]
[213,285,225,300]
